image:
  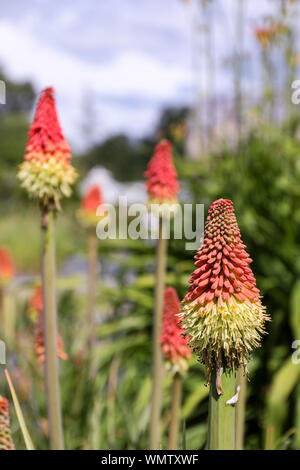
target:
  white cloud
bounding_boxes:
[0,0,282,149]
[0,19,192,147]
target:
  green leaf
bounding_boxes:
[265,359,300,449]
[5,369,35,450]
[290,279,300,339]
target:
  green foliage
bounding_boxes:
[81,134,153,182]
[0,69,35,200]
[0,69,35,115]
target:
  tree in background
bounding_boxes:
[0,68,35,201]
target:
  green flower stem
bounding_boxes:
[149,216,167,450]
[168,372,182,450]
[87,229,98,350]
[41,210,64,450]
[295,382,300,449]
[208,369,236,450]
[235,368,247,450]
[107,355,120,450]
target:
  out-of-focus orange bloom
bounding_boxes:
[160,287,192,375]
[0,247,15,286]
[29,284,68,364]
[77,184,106,227]
[0,396,15,450]
[144,140,179,205]
[254,21,283,48]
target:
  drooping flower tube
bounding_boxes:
[160,287,192,375]
[254,20,281,48]
[0,396,15,450]
[0,247,15,286]
[77,184,106,227]
[180,199,269,383]
[144,140,179,205]
[18,87,78,211]
[29,285,68,364]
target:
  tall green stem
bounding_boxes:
[149,216,167,450]
[41,210,64,450]
[235,368,247,450]
[168,372,182,450]
[208,369,236,450]
[87,229,98,350]
[295,382,300,449]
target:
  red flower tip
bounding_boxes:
[78,184,106,226]
[184,198,260,307]
[160,287,192,373]
[81,185,104,213]
[0,247,15,284]
[144,140,179,203]
[24,86,71,164]
[0,397,9,411]
[0,395,14,450]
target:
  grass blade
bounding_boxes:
[5,369,35,450]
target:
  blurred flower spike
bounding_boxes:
[0,396,15,450]
[180,199,270,383]
[0,247,15,286]
[160,287,192,376]
[29,284,68,364]
[144,140,179,206]
[18,87,78,212]
[77,184,106,227]
[254,20,283,48]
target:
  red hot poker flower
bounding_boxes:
[160,287,192,375]
[0,396,15,450]
[29,285,68,364]
[254,21,282,48]
[77,184,106,227]
[18,87,78,211]
[144,140,179,204]
[81,185,104,212]
[0,247,15,286]
[180,199,269,382]
[24,87,71,164]
[29,284,43,315]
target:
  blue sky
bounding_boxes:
[0,0,291,149]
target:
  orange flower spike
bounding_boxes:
[180,199,270,383]
[0,397,15,450]
[18,87,78,211]
[35,309,68,364]
[28,284,43,321]
[160,287,192,375]
[254,21,281,48]
[0,247,15,286]
[77,184,106,227]
[144,140,179,205]
[254,26,271,48]
[30,285,68,363]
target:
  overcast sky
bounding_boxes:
[0,0,294,149]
